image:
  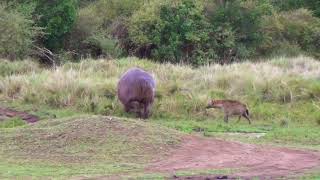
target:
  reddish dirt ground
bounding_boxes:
[148,136,320,179]
[0,107,39,123]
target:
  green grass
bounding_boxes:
[0,59,40,77]
[0,56,319,148]
[0,158,142,179]
[0,115,181,178]
[0,56,319,178]
[0,117,26,128]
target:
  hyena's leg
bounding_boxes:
[237,116,242,123]
[224,114,229,123]
[243,113,251,124]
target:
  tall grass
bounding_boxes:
[0,56,319,126]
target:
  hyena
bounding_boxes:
[117,68,156,119]
[206,99,251,124]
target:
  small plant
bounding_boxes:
[0,117,26,128]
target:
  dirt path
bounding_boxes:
[147,136,320,179]
[0,107,39,123]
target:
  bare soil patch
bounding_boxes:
[148,136,320,179]
[0,107,39,123]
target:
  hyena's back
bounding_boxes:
[220,100,248,115]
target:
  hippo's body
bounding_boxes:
[117,68,156,119]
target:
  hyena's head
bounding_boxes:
[206,99,223,109]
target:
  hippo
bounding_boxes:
[117,68,156,119]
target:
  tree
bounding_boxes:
[35,0,77,50]
[129,0,214,65]
[208,0,273,61]
[0,4,41,60]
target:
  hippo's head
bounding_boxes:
[129,101,151,119]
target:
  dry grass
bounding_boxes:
[0,56,319,178]
[0,56,319,121]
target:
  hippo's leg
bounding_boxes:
[124,104,131,113]
[141,103,152,119]
[124,100,139,113]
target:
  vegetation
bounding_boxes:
[0,56,319,148]
[0,56,319,178]
[0,116,181,178]
[35,0,77,50]
[0,0,319,178]
[1,0,319,64]
[0,4,41,60]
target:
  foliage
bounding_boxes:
[0,4,41,60]
[2,0,320,63]
[129,0,214,65]
[260,9,320,58]
[93,0,145,27]
[208,0,273,62]
[34,0,77,50]
[271,0,320,17]
[66,5,123,59]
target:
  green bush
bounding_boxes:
[3,0,320,63]
[0,4,41,60]
[208,0,273,61]
[260,9,320,58]
[65,5,103,59]
[94,0,144,27]
[271,0,320,17]
[66,5,123,59]
[129,0,214,65]
[35,0,77,50]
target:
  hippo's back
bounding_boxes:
[117,68,156,105]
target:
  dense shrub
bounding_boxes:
[65,3,123,59]
[271,0,320,17]
[129,0,215,65]
[260,9,320,58]
[94,0,145,27]
[35,0,77,50]
[208,0,273,61]
[65,5,103,59]
[2,0,320,63]
[0,5,41,60]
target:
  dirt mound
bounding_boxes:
[0,116,181,164]
[148,136,320,179]
[0,107,39,123]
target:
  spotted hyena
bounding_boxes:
[206,99,251,124]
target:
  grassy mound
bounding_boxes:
[0,116,181,178]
